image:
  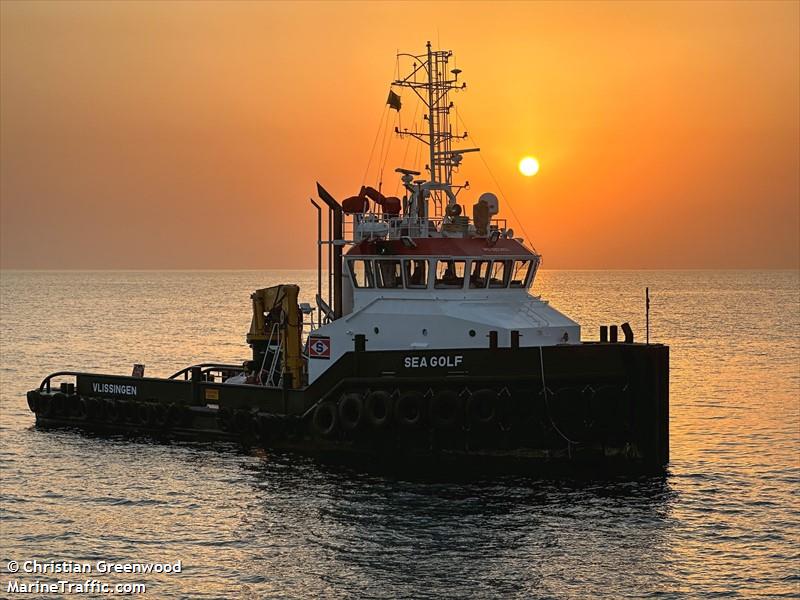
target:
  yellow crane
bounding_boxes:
[246,285,304,389]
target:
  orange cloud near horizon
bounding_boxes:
[1,0,798,269]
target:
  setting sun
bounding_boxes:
[519,156,540,177]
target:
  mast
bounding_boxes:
[425,42,437,192]
[393,42,479,215]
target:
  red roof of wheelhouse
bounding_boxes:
[345,237,537,258]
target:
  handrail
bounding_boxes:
[38,364,248,391]
[266,323,283,387]
[344,211,508,241]
[38,371,82,393]
[168,363,247,381]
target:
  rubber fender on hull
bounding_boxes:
[394,391,424,428]
[258,413,284,442]
[313,401,338,437]
[365,390,392,428]
[70,396,88,421]
[590,384,631,430]
[38,395,53,418]
[152,403,169,428]
[550,386,593,441]
[338,393,364,431]
[217,408,233,432]
[496,388,514,429]
[233,409,257,435]
[106,399,124,423]
[467,389,497,426]
[26,390,38,413]
[137,402,156,426]
[167,403,186,427]
[249,414,261,437]
[243,411,260,436]
[52,392,68,417]
[430,390,461,429]
[87,397,103,421]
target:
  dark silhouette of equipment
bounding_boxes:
[342,186,401,216]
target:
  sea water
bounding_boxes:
[1,270,797,598]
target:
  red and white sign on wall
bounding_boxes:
[308,337,331,359]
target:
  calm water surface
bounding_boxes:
[1,270,798,598]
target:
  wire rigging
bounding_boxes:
[455,111,533,246]
[362,106,389,187]
[378,110,396,192]
[375,107,392,190]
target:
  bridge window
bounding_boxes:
[469,260,490,288]
[349,259,374,288]
[489,260,510,288]
[375,259,403,288]
[510,260,532,288]
[404,259,428,288]
[434,259,466,289]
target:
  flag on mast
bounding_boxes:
[386,90,402,111]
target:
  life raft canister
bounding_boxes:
[395,391,425,427]
[313,401,338,437]
[338,393,364,431]
[365,390,392,428]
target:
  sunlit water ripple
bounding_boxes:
[1,270,798,598]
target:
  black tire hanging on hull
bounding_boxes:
[106,399,124,424]
[395,391,424,428]
[365,390,392,429]
[313,401,338,438]
[430,390,461,429]
[27,391,39,414]
[71,396,89,421]
[153,403,170,428]
[52,392,68,417]
[466,388,497,428]
[338,393,364,431]
[38,395,53,418]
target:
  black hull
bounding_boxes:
[27,343,669,474]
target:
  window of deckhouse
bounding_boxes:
[469,260,490,289]
[510,260,532,288]
[489,260,511,288]
[349,259,374,288]
[404,259,428,288]
[434,259,466,289]
[375,259,403,288]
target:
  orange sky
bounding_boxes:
[1,0,798,269]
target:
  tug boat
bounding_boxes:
[26,43,669,473]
